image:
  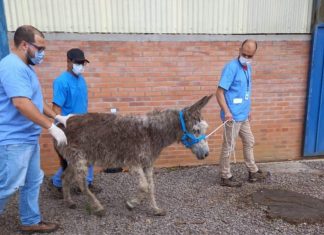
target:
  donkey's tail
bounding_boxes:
[54,145,68,171]
[58,152,68,171]
[53,123,68,171]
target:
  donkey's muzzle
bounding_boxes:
[197,151,209,160]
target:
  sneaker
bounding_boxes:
[104,167,123,173]
[248,169,269,183]
[20,221,59,234]
[49,180,102,195]
[220,176,242,187]
[48,181,63,199]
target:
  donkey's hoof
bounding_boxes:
[125,201,135,210]
[66,202,76,209]
[153,208,167,216]
[93,208,106,217]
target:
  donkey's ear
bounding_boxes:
[188,94,213,113]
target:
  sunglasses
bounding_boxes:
[28,42,46,52]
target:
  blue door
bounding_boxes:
[0,0,9,60]
[304,23,324,156]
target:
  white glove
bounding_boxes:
[48,123,68,146]
[55,114,74,127]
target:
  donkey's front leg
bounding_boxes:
[126,166,148,210]
[144,167,166,216]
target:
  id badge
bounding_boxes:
[233,98,243,104]
[245,92,249,100]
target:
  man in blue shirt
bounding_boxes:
[51,48,97,191]
[0,25,72,234]
[216,40,267,187]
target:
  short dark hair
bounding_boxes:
[13,25,44,47]
[241,39,258,51]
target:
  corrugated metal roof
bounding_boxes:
[4,0,314,34]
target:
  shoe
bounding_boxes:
[220,176,242,187]
[48,181,63,199]
[248,169,269,183]
[104,167,123,173]
[20,221,59,234]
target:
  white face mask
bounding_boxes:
[72,64,84,75]
[239,56,251,66]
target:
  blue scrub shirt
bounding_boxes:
[218,58,252,121]
[0,53,43,145]
[52,71,88,115]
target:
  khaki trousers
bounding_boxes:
[219,120,258,179]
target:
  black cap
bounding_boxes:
[67,48,90,63]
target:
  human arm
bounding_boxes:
[43,100,72,127]
[43,101,57,119]
[51,102,73,127]
[14,98,53,129]
[52,103,62,115]
[12,97,67,145]
[216,87,233,121]
[217,62,237,121]
[51,78,74,126]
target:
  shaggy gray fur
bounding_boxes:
[54,95,212,216]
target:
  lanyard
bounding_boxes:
[238,58,250,92]
[243,68,249,92]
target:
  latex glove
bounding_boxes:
[48,123,67,146]
[55,114,74,127]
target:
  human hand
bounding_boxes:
[55,114,74,127]
[224,112,233,121]
[48,123,67,146]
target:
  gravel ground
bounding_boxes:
[1,160,324,235]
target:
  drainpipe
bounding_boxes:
[0,0,9,60]
[312,0,324,30]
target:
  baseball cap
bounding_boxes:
[67,48,90,63]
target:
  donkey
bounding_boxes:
[54,95,213,216]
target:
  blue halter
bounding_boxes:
[179,110,206,148]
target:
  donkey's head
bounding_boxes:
[180,95,213,160]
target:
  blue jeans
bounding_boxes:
[51,165,94,188]
[0,143,44,225]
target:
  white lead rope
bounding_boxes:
[205,120,229,139]
[205,120,237,163]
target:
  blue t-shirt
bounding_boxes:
[0,53,43,145]
[52,71,88,115]
[218,59,252,121]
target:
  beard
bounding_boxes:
[26,48,35,65]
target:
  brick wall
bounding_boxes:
[23,39,309,174]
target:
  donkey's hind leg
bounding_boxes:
[61,165,76,209]
[74,159,105,216]
[144,167,166,216]
[61,147,104,215]
[126,166,148,211]
[61,147,87,209]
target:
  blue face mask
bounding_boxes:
[27,49,45,65]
